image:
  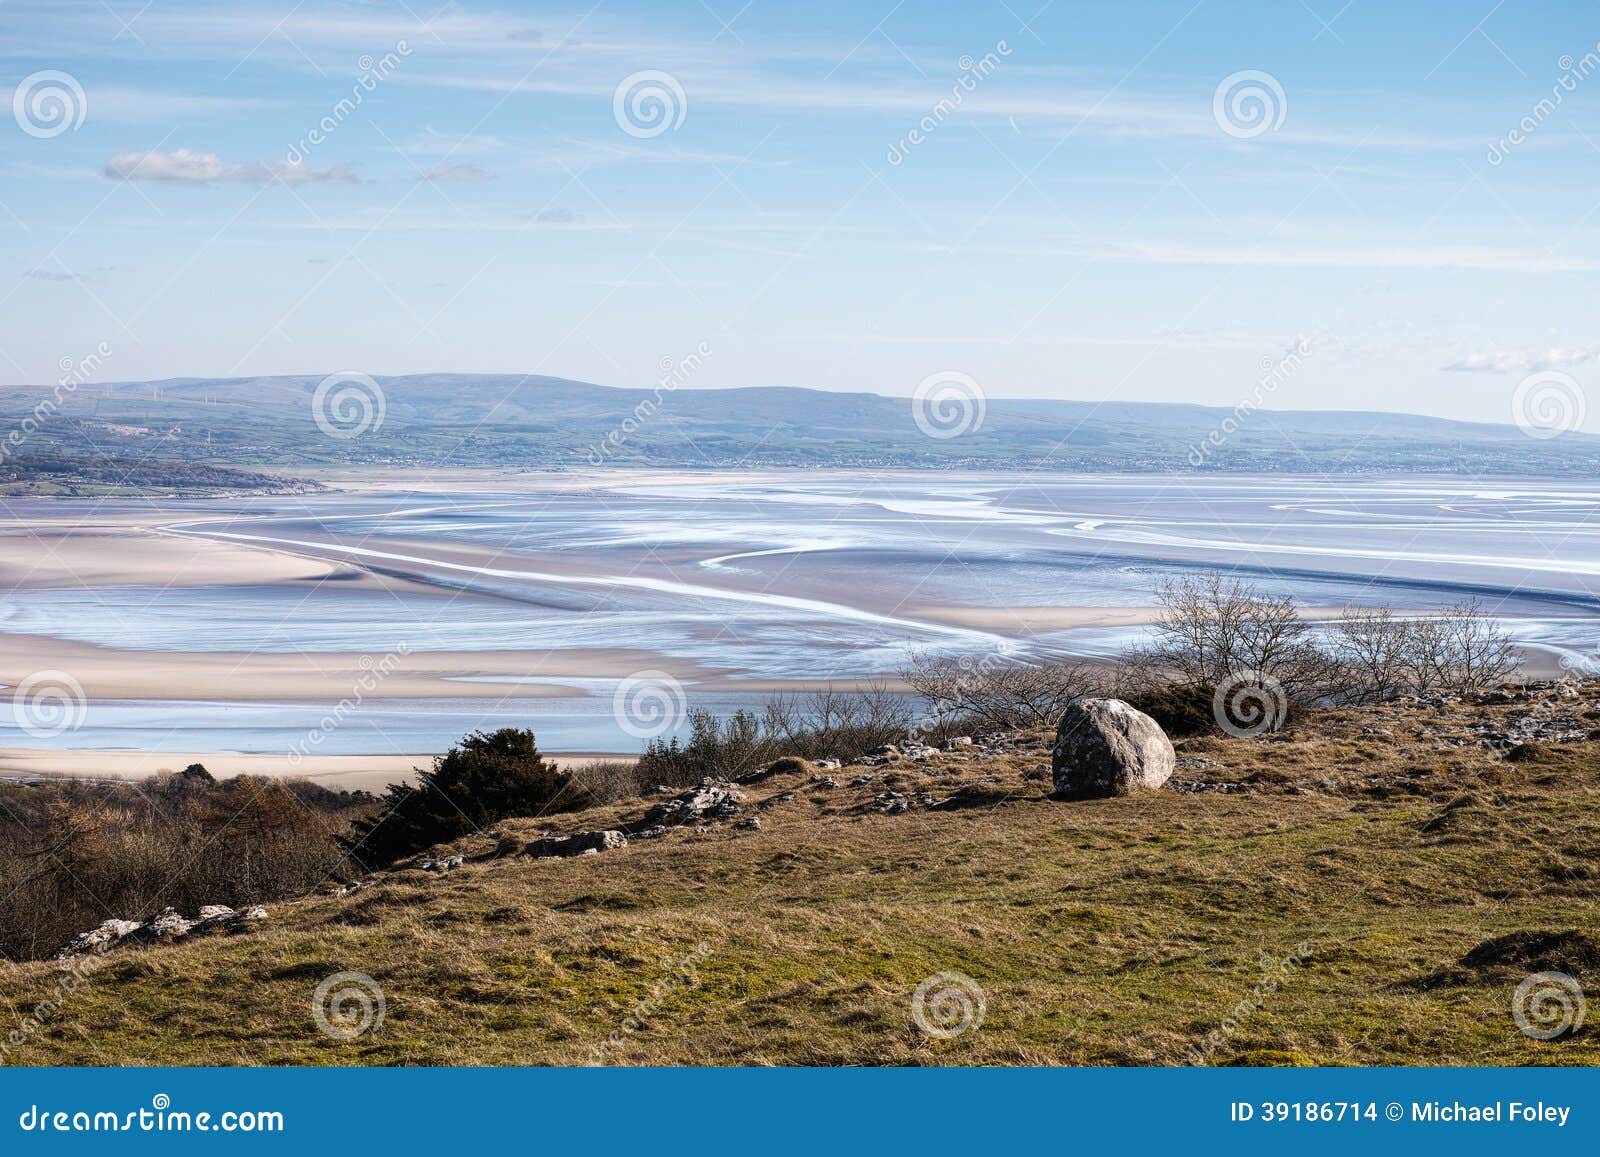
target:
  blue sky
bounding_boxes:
[1,0,1597,428]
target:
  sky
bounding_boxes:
[0,0,1597,429]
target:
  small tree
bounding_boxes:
[1435,598,1520,692]
[342,728,590,867]
[1138,575,1333,706]
[1329,606,1413,704]
[901,652,1103,729]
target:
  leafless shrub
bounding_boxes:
[763,683,916,758]
[0,775,371,962]
[1124,579,1522,720]
[1409,598,1520,693]
[1329,606,1414,704]
[568,759,648,803]
[901,651,1104,729]
[1132,575,1336,706]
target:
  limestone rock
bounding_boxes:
[1052,698,1175,799]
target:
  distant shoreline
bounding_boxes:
[0,748,635,791]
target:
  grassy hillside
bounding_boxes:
[4,689,1600,1066]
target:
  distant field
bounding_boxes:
[3,373,1599,477]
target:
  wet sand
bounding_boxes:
[0,748,633,790]
[0,631,702,702]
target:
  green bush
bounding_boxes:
[343,728,591,866]
[1125,683,1220,737]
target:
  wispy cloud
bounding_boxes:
[103,149,361,186]
[527,207,583,224]
[416,161,492,182]
[1442,348,1595,374]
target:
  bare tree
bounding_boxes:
[1139,574,1334,705]
[1329,606,1413,703]
[901,652,1104,729]
[1435,598,1520,692]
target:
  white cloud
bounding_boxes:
[1442,348,1595,374]
[103,149,360,185]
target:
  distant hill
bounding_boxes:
[1,372,1595,477]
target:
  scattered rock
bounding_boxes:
[639,779,745,828]
[54,919,141,960]
[417,853,465,873]
[734,816,762,830]
[56,905,267,960]
[525,830,627,858]
[1052,698,1176,799]
[809,774,839,788]
[871,790,939,814]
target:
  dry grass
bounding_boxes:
[5,692,1600,1067]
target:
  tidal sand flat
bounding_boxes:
[3,470,1598,763]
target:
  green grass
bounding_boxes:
[4,693,1600,1066]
